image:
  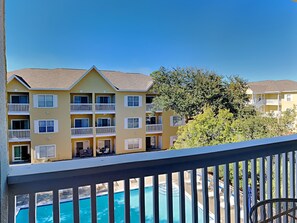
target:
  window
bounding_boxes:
[98,140,111,149]
[34,120,58,133]
[125,138,142,150]
[97,118,111,127]
[75,119,89,128]
[13,145,30,162]
[285,94,292,102]
[35,145,56,159]
[125,96,142,107]
[170,136,177,146]
[146,116,156,125]
[11,95,29,104]
[96,96,111,104]
[146,96,154,104]
[33,94,57,108]
[170,116,184,127]
[74,95,89,103]
[12,120,29,129]
[125,117,141,129]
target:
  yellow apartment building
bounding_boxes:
[247,80,297,116]
[7,66,184,164]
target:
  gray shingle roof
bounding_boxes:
[248,80,297,93]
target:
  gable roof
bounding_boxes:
[7,66,153,92]
[248,80,297,94]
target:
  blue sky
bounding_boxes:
[5,0,297,81]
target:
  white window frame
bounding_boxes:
[12,144,30,162]
[97,118,111,127]
[96,95,111,104]
[124,95,142,107]
[73,95,89,103]
[33,94,58,108]
[170,136,177,146]
[35,144,56,159]
[170,116,185,127]
[125,117,142,129]
[34,119,58,134]
[125,138,142,150]
[285,94,292,102]
[10,94,29,104]
[74,118,89,128]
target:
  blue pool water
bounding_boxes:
[17,185,211,223]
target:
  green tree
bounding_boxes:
[151,67,252,122]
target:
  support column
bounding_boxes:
[92,93,96,157]
[0,0,8,221]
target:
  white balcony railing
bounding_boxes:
[71,127,93,137]
[96,126,116,136]
[265,99,280,105]
[8,129,30,142]
[95,103,115,113]
[146,103,162,112]
[70,103,93,113]
[146,124,163,133]
[7,103,29,114]
[6,135,297,223]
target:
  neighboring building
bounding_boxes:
[7,66,184,164]
[247,80,297,116]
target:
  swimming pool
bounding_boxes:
[17,184,213,222]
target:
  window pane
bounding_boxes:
[133,97,139,106]
[19,96,28,103]
[128,119,134,128]
[39,121,47,133]
[75,119,81,127]
[11,96,20,103]
[14,147,21,160]
[82,119,89,127]
[47,121,54,132]
[38,95,45,107]
[46,95,53,107]
[134,118,139,128]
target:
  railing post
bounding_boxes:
[0,0,8,222]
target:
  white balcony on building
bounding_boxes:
[71,127,93,138]
[95,103,115,114]
[96,126,116,136]
[146,103,162,112]
[146,124,163,134]
[265,99,280,106]
[8,129,31,142]
[70,103,93,114]
[8,103,30,115]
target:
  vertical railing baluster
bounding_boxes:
[267,156,273,219]
[282,152,288,223]
[179,171,186,223]
[259,157,265,220]
[213,166,220,223]
[275,154,281,223]
[242,160,249,223]
[73,187,79,223]
[90,184,97,223]
[191,169,198,223]
[202,168,209,223]
[166,173,173,223]
[290,151,295,198]
[139,177,145,223]
[29,193,36,223]
[153,175,159,223]
[251,158,257,223]
[124,179,131,223]
[108,181,114,223]
[53,190,60,223]
[224,164,230,223]
[8,194,16,223]
[233,162,240,223]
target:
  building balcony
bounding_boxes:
[146,124,163,133]
[8,129,30,142]
[95,103,115,114]
[71,127,93,138]
[70,103,93,114]
[265,99,281,106]
[6,135,297,223]
[146,103,162,112]
[96,126,116,136]
[7,103,29,115]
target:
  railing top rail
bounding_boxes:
[96,126,115,128]
[95,103,115,105]
[8,129,30,131]
[71,127,92,129]
[8,134,297,188]
[70,103,92,105]
[8,103,29,105]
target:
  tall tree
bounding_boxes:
[151,67,252,122]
